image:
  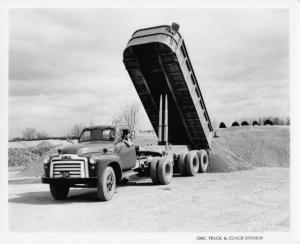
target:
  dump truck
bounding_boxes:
[42,23,213,201]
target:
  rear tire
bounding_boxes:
[97,166,116,201]
[198,150,209,173]
[185,151,199,176]
[50,183,69,200]
[150,157,160,184]
[157,157,173,185]
[178,152,188,176]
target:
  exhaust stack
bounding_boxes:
[164,94,168,144]
[158,94,168,145]
[158,95,163,142]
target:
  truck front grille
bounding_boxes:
[50,158,88,178]
[53,162,83,178]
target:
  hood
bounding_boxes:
[60,141,114,155]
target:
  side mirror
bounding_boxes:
[66,136,76,144]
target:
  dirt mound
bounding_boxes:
[9,139,71,149]
[16,159,44,177]
[8,145,57,177]
[36,141,53,148]
[212,126,289,168]
[208,146,253,173]
[8,148,41,167]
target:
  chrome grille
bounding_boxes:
[50,157,88,178]
[53,161,83,178]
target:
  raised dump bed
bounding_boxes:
[123,24,213,150]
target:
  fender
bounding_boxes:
[94,154,122,179]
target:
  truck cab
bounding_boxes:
[42,125,136,201]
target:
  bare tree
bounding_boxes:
[22,127,36,140]
[70,124,84,137]
[112,103,140,131]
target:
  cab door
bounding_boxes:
[114,130,136,170]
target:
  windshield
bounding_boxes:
[79,128,115,142]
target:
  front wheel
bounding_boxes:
[97,166,116,201]
[50,183,69,200]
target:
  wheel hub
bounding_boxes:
[106,174,114,192]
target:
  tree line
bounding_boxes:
[10,103,141,142]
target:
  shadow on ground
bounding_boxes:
[9,178,165,205]
[8,189,102,205]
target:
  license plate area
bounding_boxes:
[60,171,70,178]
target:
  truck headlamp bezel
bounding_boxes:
[43,156,50,164]
[89,156,97,164]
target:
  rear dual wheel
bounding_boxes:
[198,150,209,173]
[178,152,188,176]
[150,156,173,185]
[150,157,161,184]
[178,151,199,176]
[178,150,209,176]
[157,157,173,185]
[185,151,200,176]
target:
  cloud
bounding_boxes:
[9,9,289,138]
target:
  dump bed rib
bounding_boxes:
[123,25,213,149]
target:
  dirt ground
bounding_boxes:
[9,167,289,232]
[8,126,290,232]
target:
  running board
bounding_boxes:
[122,169,137,179]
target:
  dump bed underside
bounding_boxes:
[123,25,213,149]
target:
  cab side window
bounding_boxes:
[81,130,91,141]
[103,129,115,141]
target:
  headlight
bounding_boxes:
[89,156,97,164]
[44,156,50,164]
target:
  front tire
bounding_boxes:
[50,183,69,200]
[97,166,116,201]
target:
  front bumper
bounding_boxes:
[42,176,98,185]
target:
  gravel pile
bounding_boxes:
[36,141,53,148]
[9,139,73,149]
[8,148,41,167]
[209,126,289,172]
[8,145,56,165]
[208,145,253,173]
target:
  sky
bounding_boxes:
[9,8,289,138]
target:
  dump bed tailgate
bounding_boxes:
[123,25,213,149]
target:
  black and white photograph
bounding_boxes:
[1,1,299,243]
